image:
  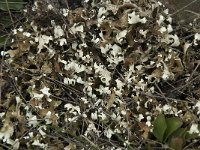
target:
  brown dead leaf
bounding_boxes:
[149,25,162,36]
[29,99,39,107]
[151,68,163,78]
[194,88,200,98]
[168,56,184,78]
[39,108,58,125]
[182,111,196,123]
[138,122,150,139]
[113,10,129,29]
[0,120,14,137]
[111,0,118,4]
[64,143,76,150]
[41,62,52,74]
[124,52,141,67]
[50,113,58,125]
[39,108,53,117]
[54,61,61,73]
[100,21,113,41]
[0,78,6,89]
[68,8,86,24]
[118,3,137,14]
[8,40,31,58]
[36,52,47,63]
[126,28,138,46]
[10,112,27,137]
[106,88,116,110]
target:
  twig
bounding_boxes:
[185,10,200,17]
[80,135,101,150]
[2,62,27,104]
[170,0,197,16]
[141,92,193,103]
[5,0,14,24]
[173,75,200,92]
[183,139,200,150]
[50,94,76,103]
[0,59,2,106]
[44,76,83,96]
[0,143,12,150]
[165,81,191,98]
[187,61,200,82]
[155,83,170,103]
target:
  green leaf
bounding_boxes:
[145,144,153,150]
[0,0,25,11]
[164,117,183,141]
[168,128,187,149]
[172,128,187,138]
[0,15,12,27]
[153,114,167,142]
[0,36,7,47]
[169,137,184,150]
[0,34,12,48]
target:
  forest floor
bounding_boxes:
[1,0,200,149]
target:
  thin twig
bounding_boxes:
[185,10,200,17]
[170,0,197,16]
[141,92,194,103]
[0,143,12,150]
[183,139,200,150]
[174,75,200,92]
[155,83,170,103]
[187,61,200,82]
[3,62,27,104]
[80,135,101,150]
[5,0,14,24]
[165,81,191,98]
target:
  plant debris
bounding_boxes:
[1,0,200,149]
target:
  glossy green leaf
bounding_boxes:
[0,0,25,11]
[164,117,183,141]
[153,114,167,142]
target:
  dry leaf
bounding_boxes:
[151,68,163,78]
[29,99,39,107]
[64,143,76,150]
[41,62,52,74]
[100,21,113,41]
[39,108,58,125]
[106,88,116,109]
[113,10,129,28]
[54,62,61,72]
[138,122,150,139]
[7,40,31,57]
[182,111,196,123]
[39,108,53,117]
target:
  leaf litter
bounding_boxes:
[1,0,200,149]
